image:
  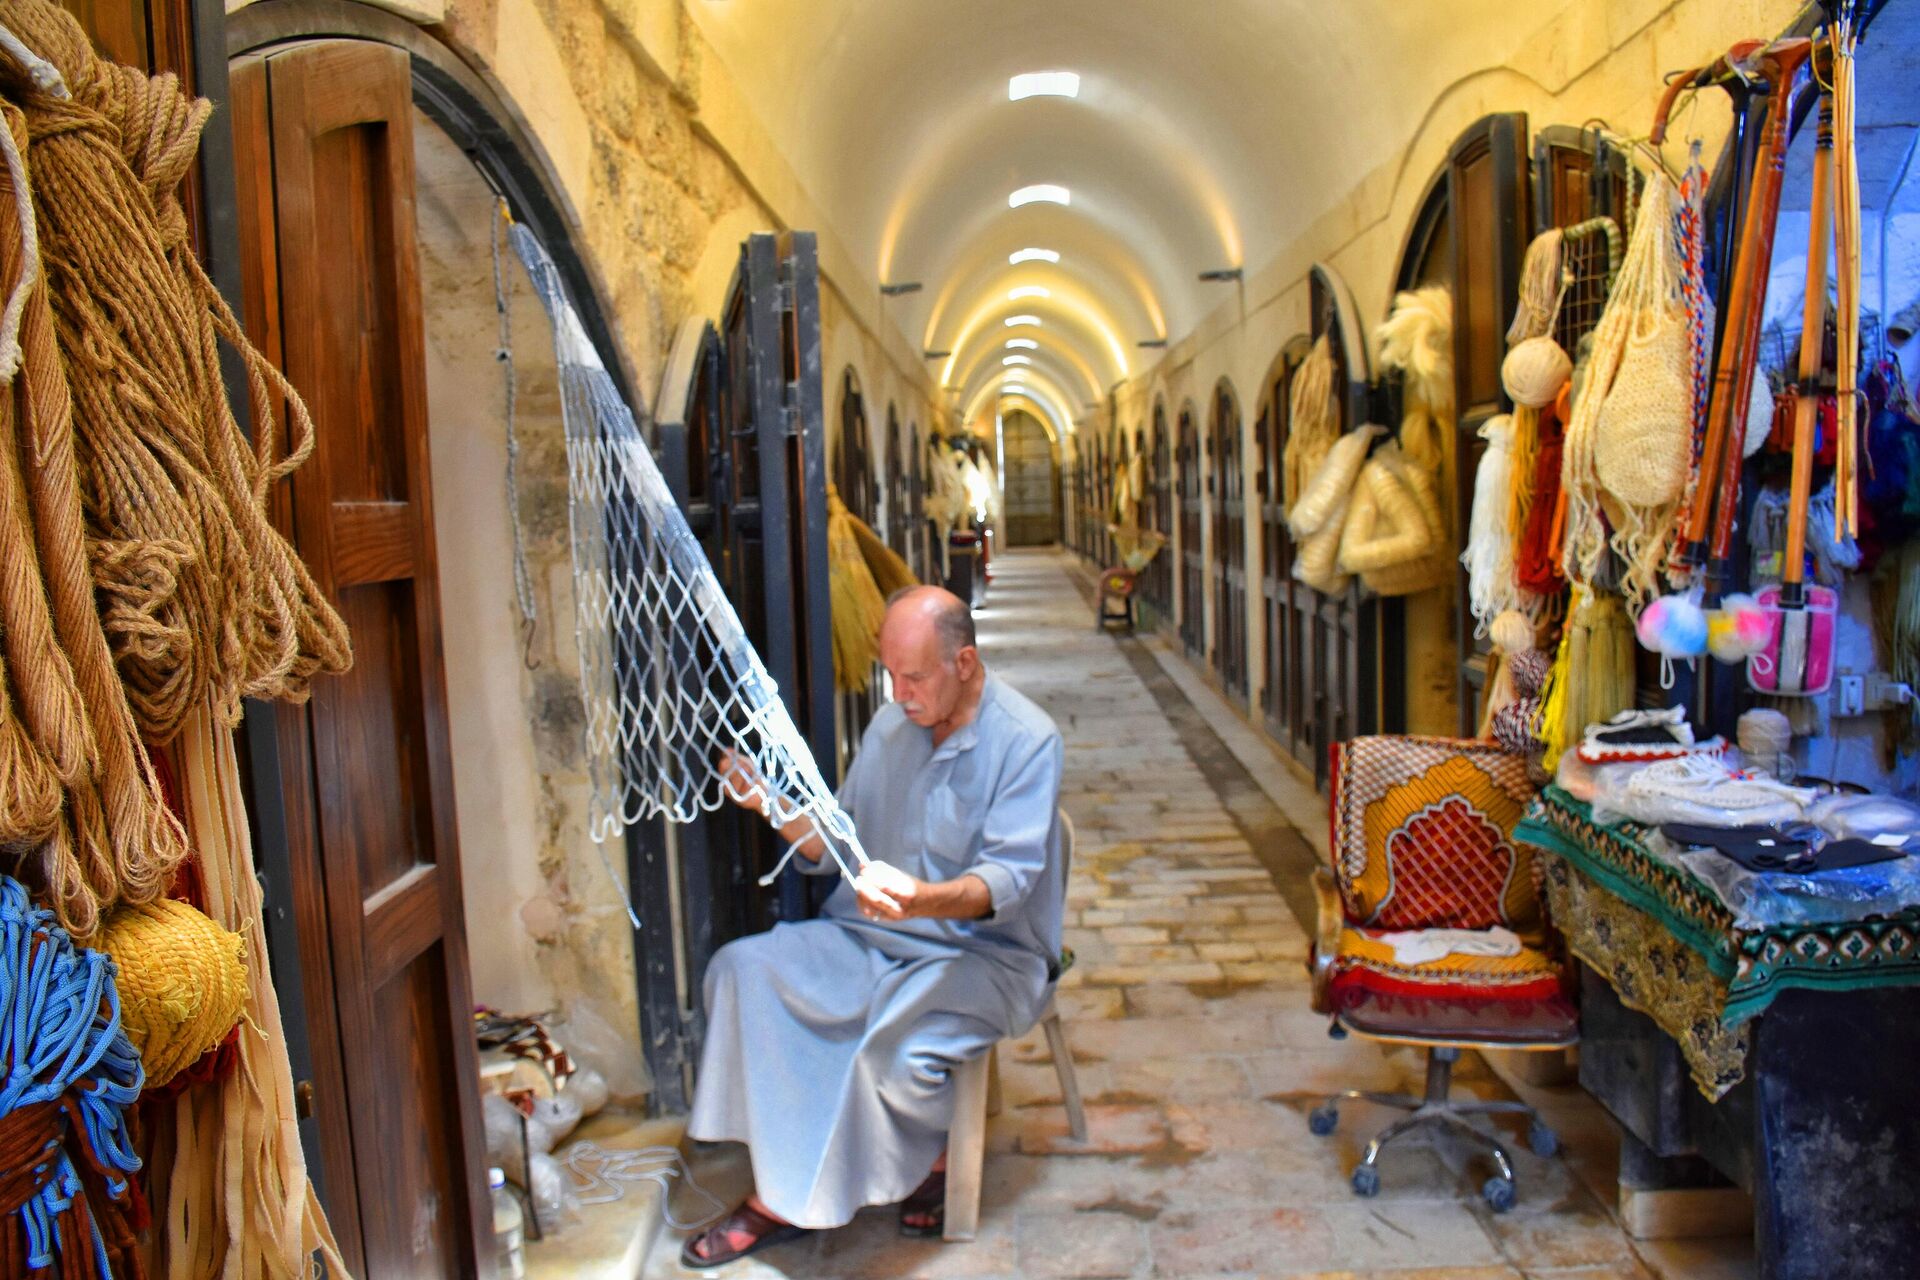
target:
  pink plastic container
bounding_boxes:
[1746,583,1837,696]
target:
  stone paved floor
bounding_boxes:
[649,549,1754,1280]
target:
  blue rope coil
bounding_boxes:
[0,875,143,1273]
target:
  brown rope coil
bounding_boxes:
[0,0,349,746]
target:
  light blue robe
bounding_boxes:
[686,673,1064,1228]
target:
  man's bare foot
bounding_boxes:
[899,1154,947,1237]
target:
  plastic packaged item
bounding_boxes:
[491,1167,526,1279]
[1809,793,1920,845]
[1747,583,1837,696]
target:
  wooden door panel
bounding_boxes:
[233,38,490,1279]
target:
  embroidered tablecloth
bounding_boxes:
[1516,787,1920,1096]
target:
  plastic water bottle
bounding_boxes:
[490,1167,526,1279]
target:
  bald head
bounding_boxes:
[884,585,975,660]
[878,586,983,733]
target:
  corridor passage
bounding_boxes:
[656,550,1740,1280]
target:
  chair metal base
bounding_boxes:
[1308,1046,1557,1212]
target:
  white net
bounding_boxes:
[510,225,867,896]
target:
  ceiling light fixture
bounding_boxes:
[1008,71,1080,100]
[1009,248,1059,265]
[1009,184,1070,208]
[1004,315,1042,328]
[880,281,923,295]
[1003,355,1032,367]
[1005,338,1038,350]
[1197,268,1242,283]
[923,349,952,359]
[1008,286,1050,301]
[1137,339,1168,349]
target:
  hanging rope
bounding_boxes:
[492,199,539,669]
[0,874,145,1280]
[0,0,350,745]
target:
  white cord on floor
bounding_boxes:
[561,1140,730,1232]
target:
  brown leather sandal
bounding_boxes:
[898,1168,946,1238]
[679,1200,808,1269]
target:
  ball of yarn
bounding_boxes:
[1506,647,1551,700]
[95,897,248,1088]
[1492,696,1542,756]
[1500,336,1572,408]
[1738,707,1793,780]
[1707,593,1771,663]
[1636,593,1708,657]
[1490,609,1534,654]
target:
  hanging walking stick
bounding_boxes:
[1755,91,1838,697]
[1663,39,1813,596]
[1827,5,1863,539]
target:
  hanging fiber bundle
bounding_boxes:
[1375,285,1453,473]
[1507,228,1565,345]
[1337,442,1450,596]
[93,896,246,1090]
[1514,395,1567,600]
[0,874,145,1280]
[1,100,185,935]
[848,507,917,599]
[1283,334,1338,507]
[1534,588,1636,770]
[1463,413,1520,629]
[826,487,886,694]
[0,0,350,742]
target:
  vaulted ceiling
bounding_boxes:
[688,0,1554,426]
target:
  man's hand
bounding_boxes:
[718,751,769,815]
[853,860,917,920]
[852,861,993,922]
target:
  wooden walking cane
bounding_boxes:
[1661,39,1813,595]
[1771,92,1836,695]
[1827,5,1864,538]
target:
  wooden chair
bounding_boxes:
[943,809,1086,1242]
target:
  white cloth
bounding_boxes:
[686,674,1064,1228]
[1370,926,1523,966]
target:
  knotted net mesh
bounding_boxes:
[510,226,866,893]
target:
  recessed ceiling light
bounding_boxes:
[1005,338,1038,350]
[1009,184,1070,208]
[1004,315,1042,328]
[1009,248,1059,265]
[1003,355,1033,367]
[1008,286,1050,301]
[1009,72,1080,101]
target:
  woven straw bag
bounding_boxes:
[1593,176,1691,508]
[1340,445,1450,595]
[1288,423,1382,537]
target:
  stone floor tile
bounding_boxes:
[1015,1209,1152,1278]
[1631,1238,1756,1280]
[1147,1204,1340,1275]
[808,1207,1020,1278]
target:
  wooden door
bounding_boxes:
[908,426,926,577]
[1177,405,1205,657]
[1147,405,1173,624]
[1209,382,1247,698]
[230,41,490,1278]
[1259,340,1311,765]
[1445,113,1530,734]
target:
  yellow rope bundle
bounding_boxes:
[849,506,917,599]
[827,486,886,693]
[94,895,247,1089]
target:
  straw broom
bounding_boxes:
[828,486,887,693]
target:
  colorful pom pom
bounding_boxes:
[1637,592,1708,657]
[1707,593,1772,663]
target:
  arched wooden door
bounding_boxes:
[885,406,908,556]
[1177,403,1205,657]
[832,371,877,768]
[1210,382,1247,698]
[907,423,926,578]
[1147,402,1173,624]
[1258,338,1311,764]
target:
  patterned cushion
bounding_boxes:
[1331,736,1542,939]
[1329,926,1573,1045]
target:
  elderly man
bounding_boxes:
[680,585,1065,1266]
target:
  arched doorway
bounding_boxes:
[1001,409,1061,545]
[1177,402,1205,658]
[1210,380,1247,699]
[1145,401,1173,625]
[833,370,876,524]
[885,404,908,556]
[907,422,926,578]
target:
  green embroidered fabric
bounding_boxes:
[1517,787,1920,1032]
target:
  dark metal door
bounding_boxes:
[1147,404,1173,624]
[831,374,878,769]
[1210,383,1247,698]
[1177,405,1206,657]
[1259,339,1312,765]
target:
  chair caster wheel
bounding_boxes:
[1481,1176,1516,1212]
[1308,1105,1338,1136]
[1528,1121,1560,1158]
[1350,1164,1380,1198]
[1327,1022,1348,1041]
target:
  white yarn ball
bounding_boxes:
[1501,336,1572,408]
[1491,609,1534,654]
